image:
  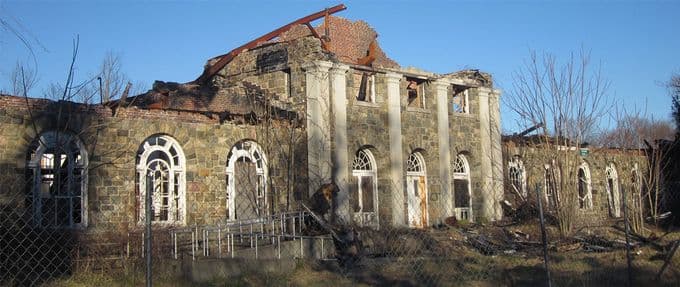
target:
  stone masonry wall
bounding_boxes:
[503,141,647,226]
[0,95,307,232]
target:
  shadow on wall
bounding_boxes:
[0,100,120,285]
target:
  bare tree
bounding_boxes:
[504,49,611,236]
[670,74,680,130]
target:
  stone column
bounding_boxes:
[489,88,503,221]
[386,72,405,226]
[434,79,453,219]
[330,63,351,223]
[477,87,503,221]
[303,61,333,197]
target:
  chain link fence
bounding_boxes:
[2,170,680,286]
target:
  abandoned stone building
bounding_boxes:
[502,136,648,224]
[0,10,505,232]
[1,8,645,235]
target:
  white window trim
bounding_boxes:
[27,131,89,228]
[605,163,621,217]
[508,156,527,199]
[543,162,561,209]
[578,162,593,209]
[453,154,472,221]
[136,135,186,226]
[225,140,268,221]
[351,149,379,228]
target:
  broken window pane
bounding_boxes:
[27,131,87,228]
[137,135,185,225]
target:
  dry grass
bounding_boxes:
[43,226,680,287]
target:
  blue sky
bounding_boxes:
[1,0,679,133]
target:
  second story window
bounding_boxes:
[406,78,426,108]
[356,72,375,103]
[452,86,469,114]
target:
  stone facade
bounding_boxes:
[502,138,648,226]
[0,15,508,233]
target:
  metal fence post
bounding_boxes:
[536,183,552,287]
[145,175,152,287]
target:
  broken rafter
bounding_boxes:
[195,4,347,83]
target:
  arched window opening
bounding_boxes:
[351,149,379,228]
[508,156,527,199]
[453,154,472,221]
[605,163,621,217]
[543,162,561,210]
[136,135,185,225]
[406,152,428,227]
[27,131,88,228]
[631,164,642,195]
[578,162,593,209]
[226,140,268,221]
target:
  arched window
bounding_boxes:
[631,163,642,195]
[508,156,527,199]
[605,163,621,217]
[136,135,185,224]
[226,140,268,221]
[27,131,88,227]
[544,162,561,210]
[453,154,472,220]
[578,162,593,209]
[351,149,378,228]
[406,152,428,227]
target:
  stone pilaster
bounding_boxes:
[386,72,405,226]
[330,63,351,223]
[434,79,453,219]
[489,88,503,221]
[477,87,503,221]
[302,61,333,197]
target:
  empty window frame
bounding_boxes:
[451,86,469,114]
[508,156,527,199]
[356,72,376,103]
[226,140,268,221]
[544,162,561,210]
[605,163,621,217]
[577,162,593,209]
[136,135,186,225]
[631,163,642,195]
[351,149,379,227]
[26,131,88,228]
[406,78,426,108]
[453,154,472,221]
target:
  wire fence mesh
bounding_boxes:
[2,167,680,286]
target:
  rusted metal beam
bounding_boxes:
[195,4,346,83]
[304,22,328,50]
